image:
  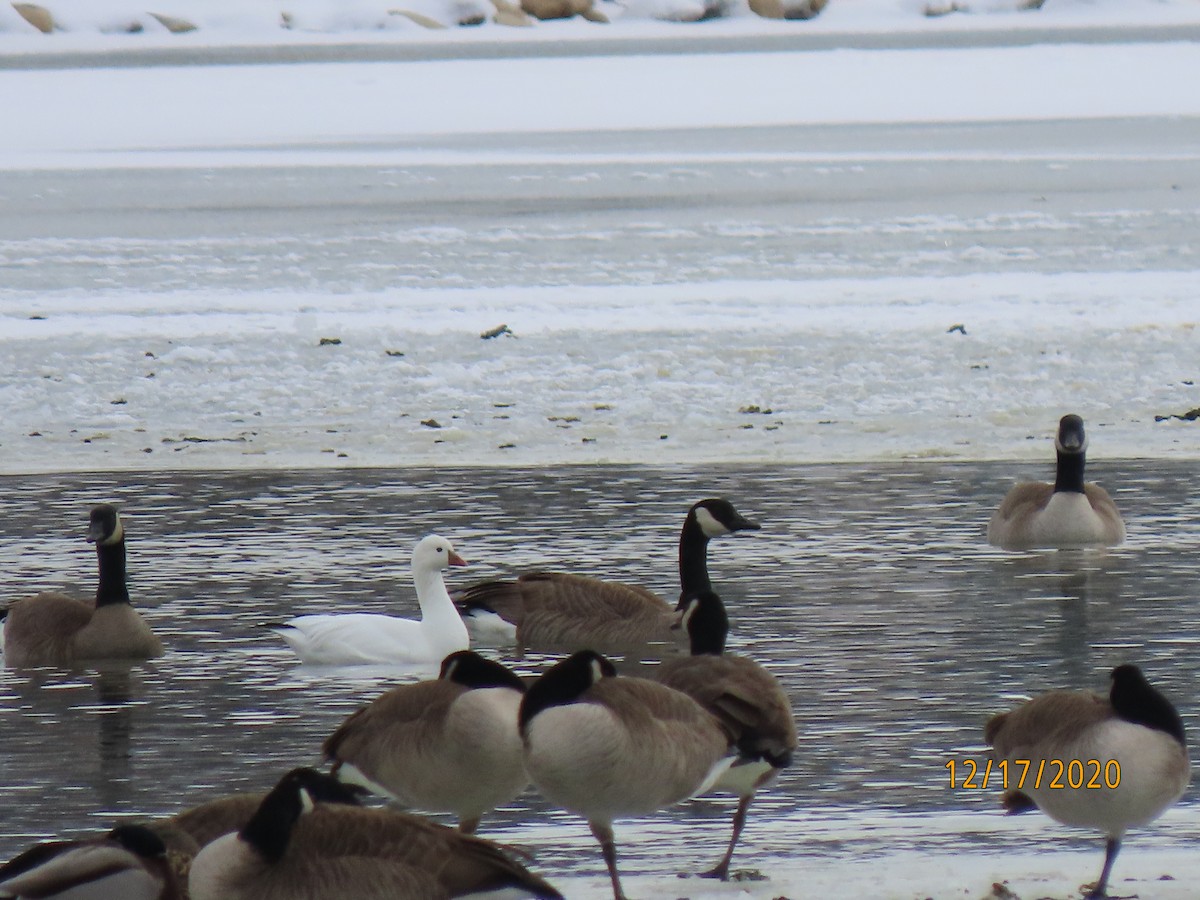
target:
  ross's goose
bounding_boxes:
[272,534,469,666]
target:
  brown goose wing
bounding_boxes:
[168,794,266,851]
[987,482,1053,546]
[1084,483,1126,539]
[460,572,669,623]
[515,574,675,648]
[293,806,561,898]
[658,654,796,759]
[2,592,94,665]
[323,680,461,764]
[985,689,1110,758]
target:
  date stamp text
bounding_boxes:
[946,758,1121,790]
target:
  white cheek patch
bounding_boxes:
[589,658,606,684]
[680,599,699,629]
[299,787,315,814]
[694,506,729,538]
[104,519,125,546]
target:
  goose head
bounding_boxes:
[689,499,761,539]
[1055,414,1088,456]
[519,650,617,733]
[440,649,526,692]
[1110,664,1186,746]
[677,590,729,656]
[106,824,169,860]
[412,535,468,574]
[87,504,124,546]
[241,768,364,863]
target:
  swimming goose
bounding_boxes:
[985,664,1190,898]
[2,505,163,667]
[0,824,180,900]
[988,414,1126,550]
[187,767,562,900]
[272,534,469,666]
[520,650,734,900]
[323,649,528,833]
[458,498,760,651]
[654,589,797,879]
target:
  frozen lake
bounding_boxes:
[1,462,1199,898]
[2,114,1198,473]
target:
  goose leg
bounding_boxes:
[589,820,627,900]
[701,792,753,880]
[1084,836,1121,899]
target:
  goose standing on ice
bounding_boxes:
[988,414,1125,550]
[323,649,528,833]
[187,767,562,900]
[272,534,469,666]
[520,650,734,900]
[654,589,796,879]
[985,664,1190,898]
[457,498,760,651]
[2,504,163,667]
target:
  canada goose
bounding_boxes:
[654,589,796,879]
[457,498,760,651]
[155,766,369,855]
[2,505,163,667]
[323,649,527,833]
[272,534,470,666]
[520,650,734,900]
[985,664,1190,898]
[187,767,562,900]
[0,824,180,899]
[988,414,1126,550]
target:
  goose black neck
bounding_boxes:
[241,782,303,864]
[442,650,525,693]
[1110,665,1186,747]
[519,651,612,734]
[684,592,728,656]
[1054,448,1087,494]
[678,515,713,598]
[95,540,130,607]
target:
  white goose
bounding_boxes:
[272,535,469,666]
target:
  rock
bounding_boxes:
[12,3,55,33]
[521,0,593,20]
[924,1,967,16]
[749,0,826,19]
[149,12,199,33]
[1155,407,1200,422]
[493,4,535,26]
[388,8,449,28]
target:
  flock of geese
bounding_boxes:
[0,414,1191,900]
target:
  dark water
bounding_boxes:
[1,461,1198,873]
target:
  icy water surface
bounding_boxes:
[1,461,1199,876]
